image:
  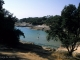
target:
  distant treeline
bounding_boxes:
[19,15,61,25]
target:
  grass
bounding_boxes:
[0,43,80,60]
[47,51,80,60]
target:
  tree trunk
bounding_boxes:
[68,51,73,56]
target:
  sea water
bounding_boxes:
[16,27,61,49]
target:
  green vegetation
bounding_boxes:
[16,2,80,57]
[47,4,80,56]
[19,16,47,25]
[0,0,25,48]
[0,0,80,59]
[19,3,80,57]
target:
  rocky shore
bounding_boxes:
[30,24,50,30]
[15,22,50,30]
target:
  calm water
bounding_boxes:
[17,27,61,49]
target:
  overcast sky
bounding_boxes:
[3,0,80,19]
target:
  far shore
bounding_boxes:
[15,22,50,30]
[30,24,50,30]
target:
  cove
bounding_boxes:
[16,27,61,49]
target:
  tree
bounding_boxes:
[46,16,54,25]
[0,0,25,48]
[47,4,80,56]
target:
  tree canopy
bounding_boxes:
[47,4,80,56]
[0,0,25,48]
[19,15,56,25]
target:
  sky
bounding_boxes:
[3,0,80,19]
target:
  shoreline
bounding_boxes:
[21,41,80,54]
[30,24,50,30]
[20,40,80,56]
[20,40,59,49]
[15,22,50,30]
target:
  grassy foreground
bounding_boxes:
[0,43,80,60]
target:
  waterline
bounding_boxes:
[17,27,61,49]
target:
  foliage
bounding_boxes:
[19,16,53,25]
[0,0,25,48]
[47,4,80,56]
